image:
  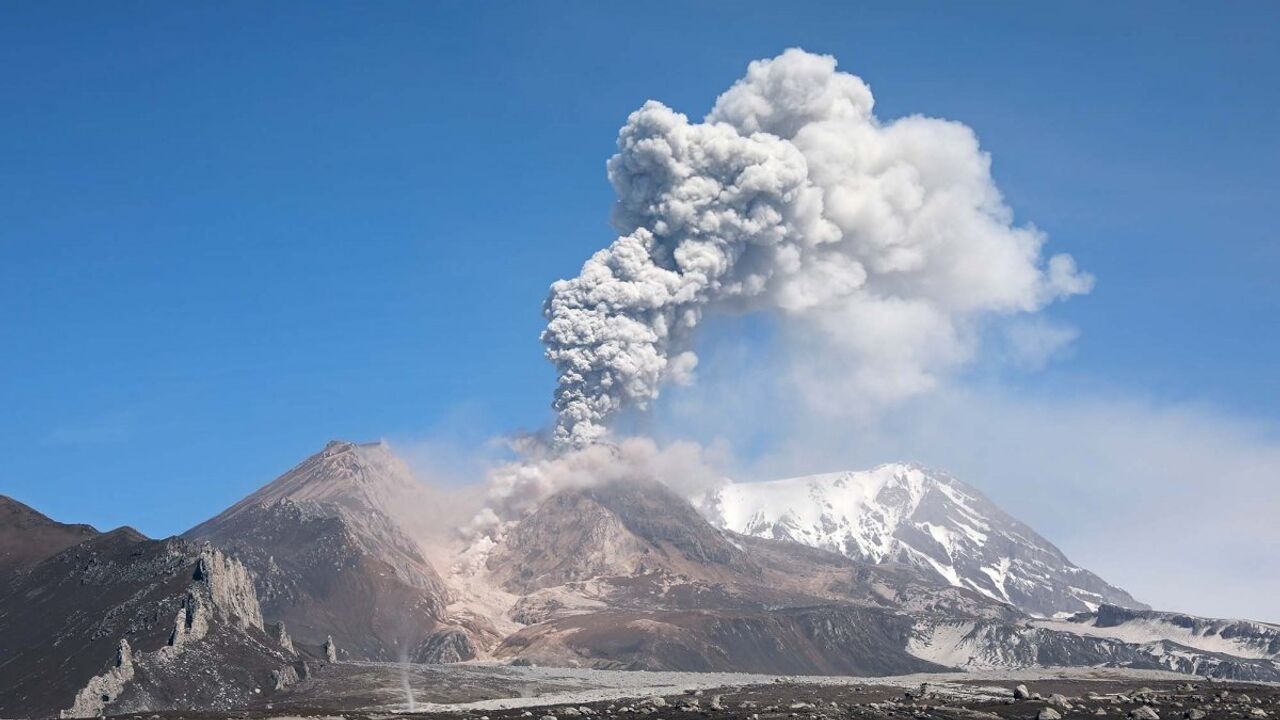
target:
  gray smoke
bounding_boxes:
[542,48,1091,448]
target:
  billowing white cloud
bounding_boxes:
[542,48,1091,448]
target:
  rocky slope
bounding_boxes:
[0,523,296,718]
[185,440,470,662]
[697,463,1146,617]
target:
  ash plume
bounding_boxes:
[542,48,1091,448]
[461,436,723,543]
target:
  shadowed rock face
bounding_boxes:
[0,495,103,575]
[185,441,457,662]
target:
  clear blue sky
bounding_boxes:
[2,2,1277,537]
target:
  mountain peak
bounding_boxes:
[192,439,419,530]
[0,495,102,574]
[184,439,455,662]
[699,464,1146,617]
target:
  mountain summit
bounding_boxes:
[697,463,1145,617]
[186,440,464,662]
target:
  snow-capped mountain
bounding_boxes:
[697,463,1146,617]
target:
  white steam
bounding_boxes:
[542,48,1092,448]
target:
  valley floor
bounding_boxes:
[93,664,1280,720]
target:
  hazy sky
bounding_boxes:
[1,3,1276,619]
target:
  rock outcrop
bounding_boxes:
[269,622,295,653]
[63,640,134,719]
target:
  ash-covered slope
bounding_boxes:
[186,440,467,662]
[0,495,101,575]
[0,526,295,718]
[698,463,1145,617]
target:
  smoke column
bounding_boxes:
[542,48,1092,449]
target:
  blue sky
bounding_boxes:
[1,0,1277,568]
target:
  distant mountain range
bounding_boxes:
[2,440,1276,717]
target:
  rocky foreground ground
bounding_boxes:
[90,670,1280,720]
